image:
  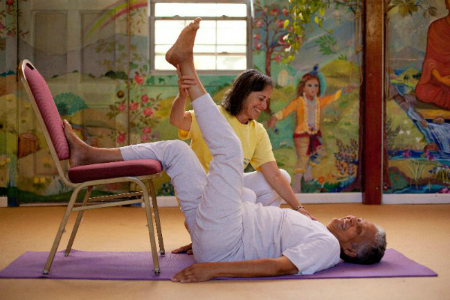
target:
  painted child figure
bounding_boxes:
[268,67,344,192]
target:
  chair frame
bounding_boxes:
[19,59,165,275]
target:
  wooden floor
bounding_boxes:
[1,204,449,300]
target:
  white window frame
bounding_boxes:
[149,0,253,75]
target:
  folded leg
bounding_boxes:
[243,169,291,207]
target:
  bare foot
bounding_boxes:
[63,120,91,167]
[165,18,201,68]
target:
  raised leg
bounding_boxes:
[165,18,245,263]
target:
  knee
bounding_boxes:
[279,169,291,184]
[169,140,191,152]
[166,140,192,159]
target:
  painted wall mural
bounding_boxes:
[1,0,362,205]
[385,0,450,194]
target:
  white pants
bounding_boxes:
[242,169,290,207]
[121,94,277,263]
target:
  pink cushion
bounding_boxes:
[68,159,162,183]
[24,63,70,160]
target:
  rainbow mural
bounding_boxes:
[83,0,147,40]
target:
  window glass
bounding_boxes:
[152,2,249,71]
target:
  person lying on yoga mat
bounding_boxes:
[63,18,386,283]
[170,52,315,256]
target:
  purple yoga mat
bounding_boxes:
[0,249,437,281]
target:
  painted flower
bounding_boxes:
[276,19,284,28]
[141,134,149,142]
[274,54,282,63]
[134,73,144,85]
[255,20,264,28]
[318,176,325,185]
[143,107,153,116]
[117,133,127,144]
[141,94,149,103]
[143,126,152,134]
[255,43,262,51]
[129,102,139,111]
[118,103,127,111]
[282,8,289,16]
[6,0,14,6]
[270,8,279,16]
[253,33,261,40]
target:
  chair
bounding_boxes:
[18,59,165,275]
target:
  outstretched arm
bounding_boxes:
[170,65,195,131]
[260,161,316,220]
[172,256,298,283]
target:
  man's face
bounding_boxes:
[327,215,378,257]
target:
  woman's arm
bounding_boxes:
[169,65,196,130]
[170,97,192,131]
[260,161,316,220]
[171,256,298,283]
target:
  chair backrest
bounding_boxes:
[19,60,75,186]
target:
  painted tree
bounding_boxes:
[282,0,361,63]
[253,0,290,76]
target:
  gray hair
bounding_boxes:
[340,225,387,265]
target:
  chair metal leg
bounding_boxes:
[149,180,165,255]
[65,186,93,256]
[136,180,160,275]
[43,185,83,275]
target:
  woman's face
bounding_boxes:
[304,78,319,100]
[238,85,273,123]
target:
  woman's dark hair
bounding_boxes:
[297,73,321,97]
[222,69,274,116]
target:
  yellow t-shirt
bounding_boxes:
[178,105,275,173]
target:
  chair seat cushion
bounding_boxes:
[68,159,162,183]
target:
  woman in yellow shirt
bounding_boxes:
[268,72,342,186]
[171,67,313,210]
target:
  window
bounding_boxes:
[150,0,252,73]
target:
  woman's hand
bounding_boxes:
[177,64,197,99]
[297,207,317,221]
[267,116,277,128]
